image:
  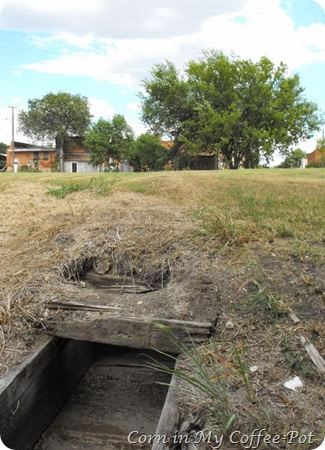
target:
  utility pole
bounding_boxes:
[8,106,17,172]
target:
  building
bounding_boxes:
[6,138,134,173]
[6,138,98,173]
[61,137,97,173]
[306,149,325,166]
[6,142,57,172]
[161,140,223,170]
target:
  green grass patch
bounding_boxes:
[47,180,92,198]
[46,174,122,198]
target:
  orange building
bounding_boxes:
[6,142,57,172]
[306,149,325,165]
[6,138,99,173]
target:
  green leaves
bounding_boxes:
[127,133,168,171]
[84,115,134,165]
[140,51,322,169]
[18,92,92,146]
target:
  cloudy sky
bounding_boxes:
[0,0,324,160]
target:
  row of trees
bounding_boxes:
[84,116,169,170]
[18,94,168,171]
[18,50,323,171]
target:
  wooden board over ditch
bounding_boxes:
[45,316,213,354]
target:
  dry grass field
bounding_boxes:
[0,168,324,447]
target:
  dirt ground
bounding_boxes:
[0,171,324,449]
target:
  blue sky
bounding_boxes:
[0,0,324,161]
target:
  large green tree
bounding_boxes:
[19,92,92,171]
[127,133,168,171]
[84,115,134,166]
[140,51,322,169]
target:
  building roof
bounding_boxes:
[13,141,55,149]
[10,148,57,153]
[8,141,56,153]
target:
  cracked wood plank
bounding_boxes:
[45,317,213,354]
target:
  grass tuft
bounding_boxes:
[47,181,92,198]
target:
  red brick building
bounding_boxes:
[6,138,98,173]
[306,149,325,166]
[6,142,57,172]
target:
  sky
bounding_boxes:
[0,0,324,163]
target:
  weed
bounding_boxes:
[276,224,294,238]
[46,175,120,198]
[47,180,92,198]
[196,206,250,245]
[148,323,234,433]
[149,325,271,435]
[233,346,256,403]
[281,338,315,378]
[249,284,288,318]
[91,175,120,195]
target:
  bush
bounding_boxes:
[306,159,325,168]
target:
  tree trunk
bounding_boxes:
[230,157,240,169]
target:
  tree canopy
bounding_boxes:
[18,92,92,171]
[127,133,168,171]
[84,115,134,166]
[278,148,306,168]
[140,51,322,169]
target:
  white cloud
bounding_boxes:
[126,118,147,137]
[313,0,325,12]
[22,34,193,86]
[1,0,100,15]
[29,32,100,50]
[200,0,325,69]
[0,0,245,38]
[17,0,325,88]
[127,102,140,112]
[89,97,115,120]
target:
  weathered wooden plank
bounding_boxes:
[300,336,325,373]
[45,317,213,354]
[85,271,159,293]
[152,372,180,450]
[0,337,96,450]
[47,299,121,312]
